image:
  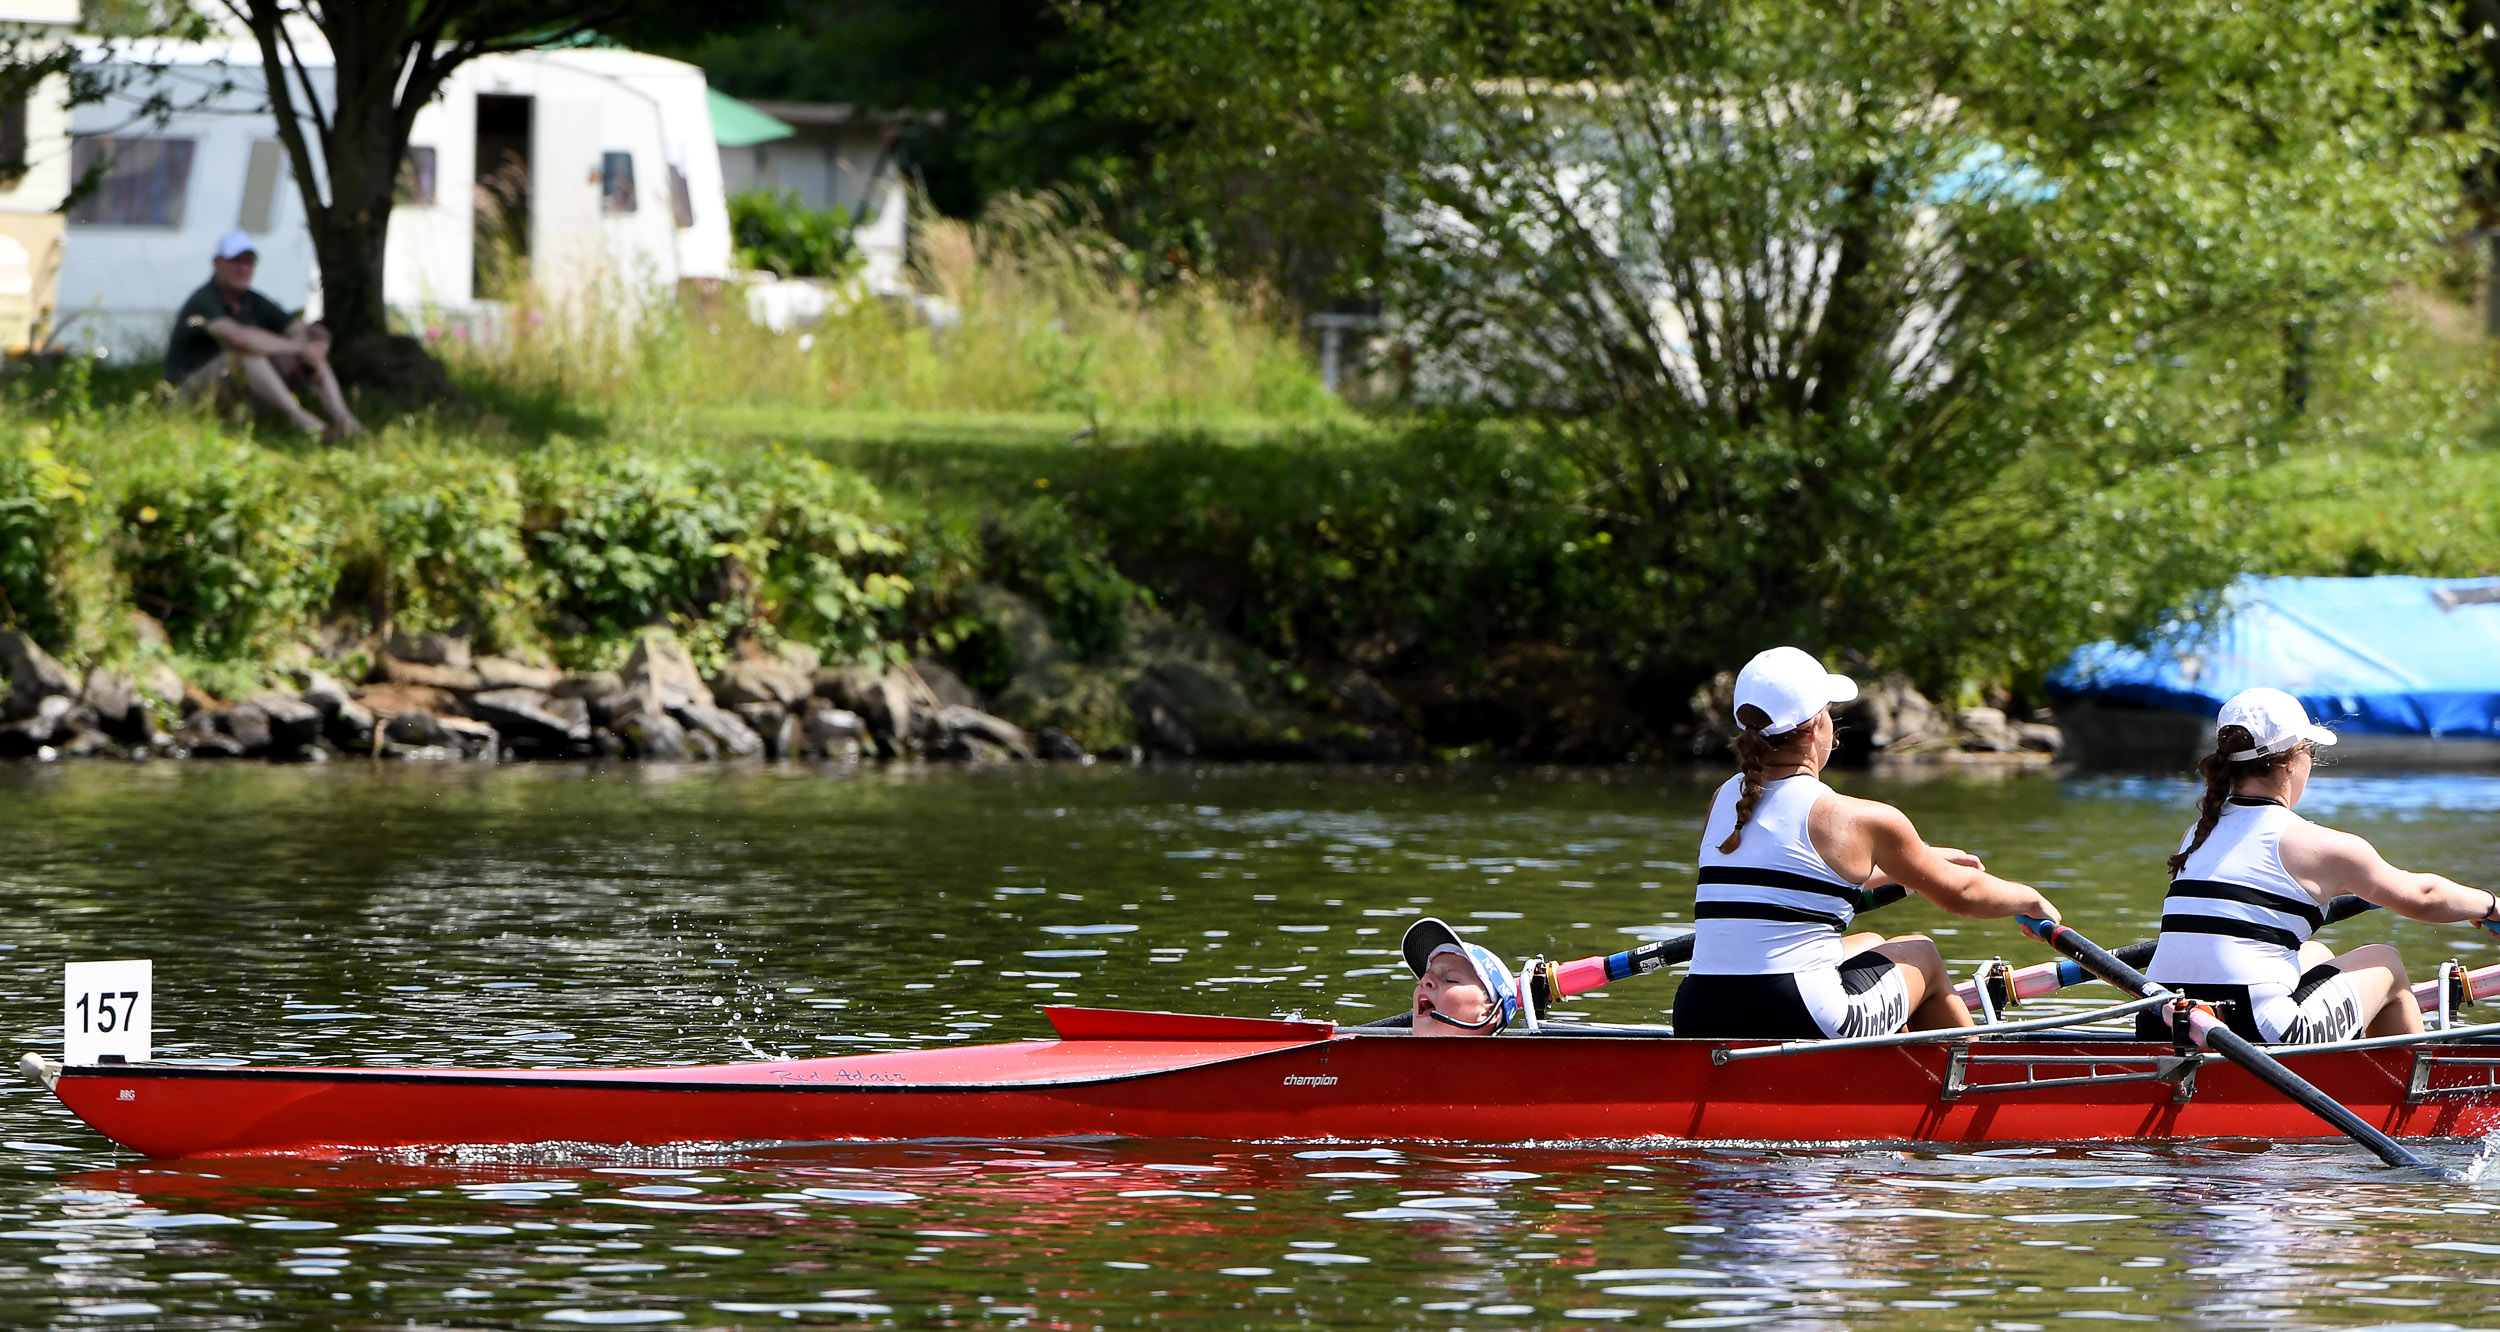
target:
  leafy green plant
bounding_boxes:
[520,442,755,642]
[982,494,1149,661]
[730,189,860,280]
[0,429,91,647]
[332,453,537,651]
[738,448,913,661]
[116,449,337,657]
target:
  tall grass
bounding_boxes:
[438,192,1340,430]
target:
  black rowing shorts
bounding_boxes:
[1674,950,1910,1040]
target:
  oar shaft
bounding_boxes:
[2019,915,2429,1171]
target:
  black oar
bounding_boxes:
[2018,914,2430,1171]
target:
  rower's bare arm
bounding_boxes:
[1861,847,1982,894]
[2286,824,2492,923]
[1862,804,2058,922]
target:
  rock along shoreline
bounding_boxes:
[0,627,1079,766]
[0,623,2067,769]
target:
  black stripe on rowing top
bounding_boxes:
[2166,879,2325,930]
[1695,901,1848,929]
[1696,866,1865,908]
[2159,913,2306,951]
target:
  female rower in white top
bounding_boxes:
[1672,647,2061,1040]
[2139,687,2500,1043]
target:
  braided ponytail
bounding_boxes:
[1719,703,1813,853]
[2167,724,2313,876]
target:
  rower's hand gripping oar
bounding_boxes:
[1527,885,1911,1016]
[2016,914,2432,1172]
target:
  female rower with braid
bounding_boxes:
[1672,647,2060,1040]
[2138,688,2500,1043]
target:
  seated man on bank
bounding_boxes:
[164,230,363,438]
[1401,916,1521,1035]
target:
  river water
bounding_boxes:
[3,760,2500,1330]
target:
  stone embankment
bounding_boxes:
[0,628,1064,765]
[1689,670,2065,765]
[0,618,2062,767]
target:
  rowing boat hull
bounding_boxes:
[35,1009,2500,1159]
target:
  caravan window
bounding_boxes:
[396,146,438,206]
[238,140,285,231]
[600,151,636,214]
[668,164,694,228]
[0,92,25,190]
[68,136,195,227]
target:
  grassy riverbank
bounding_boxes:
[4,241,2497,757]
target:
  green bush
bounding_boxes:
[1005,423,1600,672]
[0,430,90,647]
[729,190,860,280]
[519,442,914,664]
[738,448,913,661]
[982,495,1150,661]
[116,449,337,657]
[333,453,536,652]
[521,443,754,643]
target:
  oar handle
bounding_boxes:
[2325,894,2375,925]
[2016,914,2431,1171]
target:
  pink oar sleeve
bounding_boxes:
[2412,962,2500,1010]
[1552,955,1612,999]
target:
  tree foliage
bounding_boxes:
[728,189,859,279]
[669,0,1148,221]
[1089,0,2488,690]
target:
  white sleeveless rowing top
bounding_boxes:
[1688,773,1867,976]
[2145,797,2326,989]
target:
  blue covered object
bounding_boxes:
[2047,575,2500,739]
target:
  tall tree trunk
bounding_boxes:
[304,106,399,342]
[240,1,453,382]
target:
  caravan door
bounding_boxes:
[531,97,600,311]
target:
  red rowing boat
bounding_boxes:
[22,1005,2500,1159]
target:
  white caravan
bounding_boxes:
[53,38,735,363]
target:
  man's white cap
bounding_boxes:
[2216,686,2336,761]
[213,230,257,260]
[1733,645,1858,736]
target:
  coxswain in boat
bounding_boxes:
[1402,916,1521,1036]
[2138,687,2500,1043]
[1672,647,2061,1040]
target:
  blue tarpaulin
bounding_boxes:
[2046,574,2500,739]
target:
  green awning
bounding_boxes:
[707,89,795,148]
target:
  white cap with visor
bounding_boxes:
[1732,646,1858,737]
[2215,686,2337,761]
[213,230,257,260]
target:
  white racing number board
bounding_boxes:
[62,960,151,1065]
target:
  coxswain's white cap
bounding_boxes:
[213,229,257,260]
[1400,917,1521,1027]
[1732,646,1858,737]
[2216,687,2336,761]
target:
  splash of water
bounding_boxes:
[2448,1126,2500,1184]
